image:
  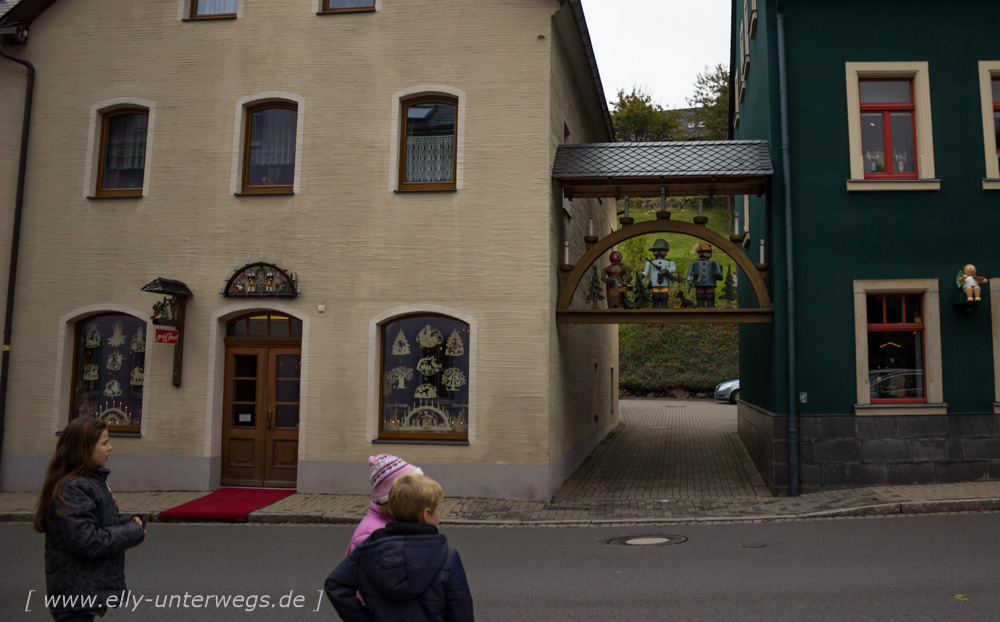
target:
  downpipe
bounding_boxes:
[0,36,35,479]
[776,6,799,496]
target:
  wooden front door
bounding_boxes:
[221,345,301,487]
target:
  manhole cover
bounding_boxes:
[607,534,687,546]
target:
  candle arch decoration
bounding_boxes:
[557,219,772,325]
[222,259,299,298]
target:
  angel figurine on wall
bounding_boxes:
[957,264,988,302]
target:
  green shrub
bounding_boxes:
[619,323,738,394]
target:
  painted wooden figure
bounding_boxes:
[601,251,632,309]
[686,244,725,308]
[958,264,988,302]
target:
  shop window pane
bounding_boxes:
[904,295,922,323]
[866,295,883,324]
[380,315,469,437]
[73,314,146,429]
[860,80,911,103]
[275,404,299,428]
[889,112,915,173]
[867,330,924,401]
[884,294,903,324]
[234,354,256,377]
[232,404,255,426]
[861,113,885,173]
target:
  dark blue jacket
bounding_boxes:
[43,467,145,617]
[325,522,474,622]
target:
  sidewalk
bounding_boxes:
[3,399,999,526]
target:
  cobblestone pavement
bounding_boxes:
[3,399,999,525]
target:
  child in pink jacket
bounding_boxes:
[346,454,423,556]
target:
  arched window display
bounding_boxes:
[380,314,469,440]
[72,313,147,432]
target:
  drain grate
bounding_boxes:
[607,534,687,546]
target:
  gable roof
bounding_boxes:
[552,140,773,198]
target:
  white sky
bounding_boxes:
[582,0,733,110]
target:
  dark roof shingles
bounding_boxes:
[552,140,773,178]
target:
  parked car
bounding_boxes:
[714,378,740,403]
[869,368,924,400]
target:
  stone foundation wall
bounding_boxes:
[738,403,1000,496]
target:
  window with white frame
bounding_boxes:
[853,279,944,414]
[845,62,938,191]
[95,108,149,197]
[189,0,237,19]
[242,101,298,194]
[978,61,1000,188]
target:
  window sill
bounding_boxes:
[983,179,1000,191]
[87,194,142,200]
[316,8,376,15]
[393,188,458,194]
[846,179,941,192]
[181,15,237,21]
[994,402,1000,414]
[234,191,295,197]
[854,402,947,416]
[372,438,469,446]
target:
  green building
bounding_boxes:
[731,0,1000,495]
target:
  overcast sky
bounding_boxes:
[582,0,733,110]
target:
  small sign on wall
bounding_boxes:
[155,328,179,345]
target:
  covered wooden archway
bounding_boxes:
[552,140,774,324]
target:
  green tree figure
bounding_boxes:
[720,266,737,309]
[629,271,653,309]
[585,267,605,309]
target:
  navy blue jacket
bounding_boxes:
[325,521,474,622]
[43,468,145,617]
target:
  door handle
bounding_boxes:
[266,409,272,430]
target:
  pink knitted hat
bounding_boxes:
[369,454,422,503]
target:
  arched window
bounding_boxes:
[380,314,469,440]
[226,313,302,339]
[242,101,298,194]
[96,107,149,197]
[71,313,147,432]
[398,95,458,191]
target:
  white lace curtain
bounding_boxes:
[195,0,237,15]
[405,135,454,182]
[249,109,296,166]
[104,114,147,172]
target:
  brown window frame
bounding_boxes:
[320,0,376,14]
[398,95,458,192]
[189,0,237,20]
[95,108,148,198]
[241,101,297,195]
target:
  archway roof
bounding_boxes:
[553,140,773,199]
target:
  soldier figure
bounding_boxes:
[686,243,725,307]
[642,239,682,308]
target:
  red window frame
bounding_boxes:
[993,78,999,171]
[867,293,925,404]
[860,78,918,180]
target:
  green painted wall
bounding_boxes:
[735,0,999,415]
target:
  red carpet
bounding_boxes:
[159,488,295,521]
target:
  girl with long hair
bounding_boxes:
[33,417,146,622]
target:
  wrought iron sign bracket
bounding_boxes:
[140,278,193,387]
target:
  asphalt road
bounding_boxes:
[3,514,999,621]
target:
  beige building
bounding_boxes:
[0,0,618,500]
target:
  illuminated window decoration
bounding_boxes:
[385,366,414,390]
[380,314,469,440]
[391,329,411,355]
[416,356,442,377]
[73,313,146,430]
[130,327,145,352]
[222,257,298,298]
[444,329,465,357]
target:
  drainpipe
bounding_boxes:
[776,5,799,496]
[0,31,35,477]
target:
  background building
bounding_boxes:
[731,0,1000,494]
[0,0,619,500]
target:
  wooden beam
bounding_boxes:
[556,308,773,324]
